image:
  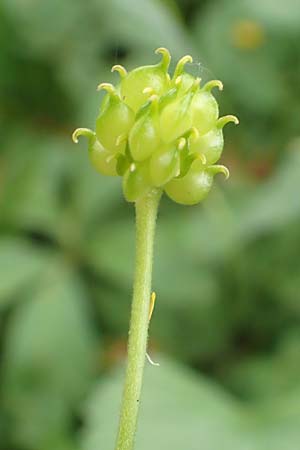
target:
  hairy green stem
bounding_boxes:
[115,190,161,450]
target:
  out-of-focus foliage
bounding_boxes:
[0,0,300,449]
[82,357,300,450]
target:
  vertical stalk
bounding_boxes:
[115,190,161,450]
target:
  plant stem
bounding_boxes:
[115,190,161,450]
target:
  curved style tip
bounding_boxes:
[173,54,193,80]
[187,126,200,141]
[203,80,224,92]
[111,64,127,78]
[209,164,230,179]
[217,115,239,129]
[155,47,171,70]
[96,82,117,95]
[72,128,95,144]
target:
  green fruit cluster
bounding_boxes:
[72,48,238,205]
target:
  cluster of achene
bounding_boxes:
[73,48,238,205]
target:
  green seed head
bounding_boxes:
[72,48,238,205]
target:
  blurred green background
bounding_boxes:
[1,0,300,449]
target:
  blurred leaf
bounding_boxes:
[245,0,300,31]
[1,259,98,449]
[0,131,68,234]
[82,357,245,450]
[243,385,300,450]
[0,238,49,309]
[100,0,192,56]
[225,329,300,401]
[239,146,300,238]
[82,356,300,450]
[1,0,83,55]
[86,218,134,287]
